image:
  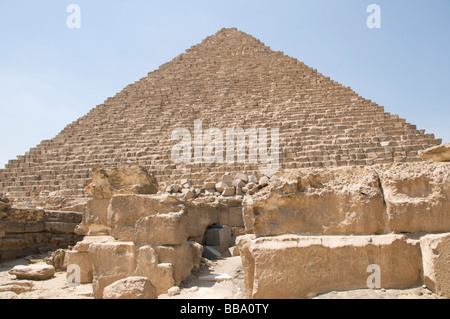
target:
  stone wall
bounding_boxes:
[238,162,450,298]
[0,204,83,261]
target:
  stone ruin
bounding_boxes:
[0,28,449,299]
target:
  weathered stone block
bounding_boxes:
[244,166,385,236]
[377,163,450,233]
[88,241,137,299]
[134,210,189,246]
[64,250,93,284]
[103,276,157,299]
[108,194,184,241]
[420,233,450,298]
[86,166,158,199]
[238,234,422,299]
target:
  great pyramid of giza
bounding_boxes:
[0,28,442,211]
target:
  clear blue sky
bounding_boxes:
[0,0,449,167]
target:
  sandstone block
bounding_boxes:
[237,234,422,299]
[103,276,157,299]
[420,233,450,298]
[9,264,55,281]
[134,210,189,246]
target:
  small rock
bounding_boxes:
[103,276,157,299]
[9,264,55,281]
[259,176,270,186]
[167,286,181,297]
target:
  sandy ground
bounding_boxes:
[0,253,439,300]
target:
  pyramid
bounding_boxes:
[0,28,442,211]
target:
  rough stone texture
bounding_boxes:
[0,28,441,211]
[88,241,137,299]
[378,162,450,233]
[108,194,184,241]
[86,166,158,199]
[243,163,450,236]
[134,210,189,246]
[134,245,176,295]
[420,143,450,162]
[243,166,385,237]
[103,276,157,299]
[420,233,450,298]
[0,208,83,261]
[76,198,111,236]
[237,234,423,299]
[9,264,56,281]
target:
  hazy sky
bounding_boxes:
[0,0,449,167]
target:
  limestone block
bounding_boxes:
[155,241,203,284]
[78,199,111,236]
[222,174,234,186]
[134,245,175,295]
[103,276,157,299]
[237,234,422,299]
[215,182,227,193]
[134,210,189,246]
[377,162,450,233]
[232,179,246,188]
[258,176,270,186]
[205,225,232,253]
[248,175,258,184]
[420,143,450,162]
[108,194,184,241]
[64,250,93,284]
[420,233,450,298]
[228,207,244,227]
[86,166,158,199]
[184,199,222,242]
[203,181,216,190]
[88,241,137,299]
[235,173,248,183]
[9,264,55,281]
[244,166,385,237]
[0,208,46,233]
[222,187,235,196]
